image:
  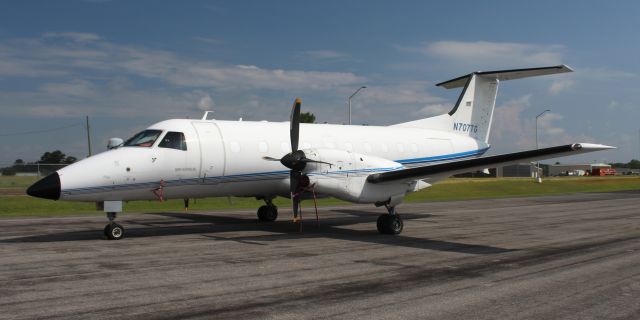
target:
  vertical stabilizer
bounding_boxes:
[447,74,498,143]
[392,65,573,144]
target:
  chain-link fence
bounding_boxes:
[0,163,69,177]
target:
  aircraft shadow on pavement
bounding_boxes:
[1,209,513,255]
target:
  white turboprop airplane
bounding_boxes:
[27,65,614,240]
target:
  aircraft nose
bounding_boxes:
[26,172,61,200]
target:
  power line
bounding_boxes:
[0,123,84,137]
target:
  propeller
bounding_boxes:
[262,98,330,221]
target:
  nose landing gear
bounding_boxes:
[104,212,125,240]
[98,201,125,240]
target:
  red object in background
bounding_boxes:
[591,168,616,176]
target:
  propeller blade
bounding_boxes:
[290,170,301,219]
[290,98,301,152]
[300,158,333,166]
[292,196,300,220]
[262,156,281,161]
[290,170,300,195]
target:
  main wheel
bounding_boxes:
[386,214,403,235]
[377,214,403,235]
[105,223,125,240]
[257,205,278,222]
[376,214,386,233]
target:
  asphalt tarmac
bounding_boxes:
[1,191,639,319]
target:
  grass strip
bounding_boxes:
[1,176,638,218]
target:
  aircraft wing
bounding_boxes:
[366,143,615,184]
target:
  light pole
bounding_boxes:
[535,109,551,183]
[86,115,92,157]
[348,86,366,125]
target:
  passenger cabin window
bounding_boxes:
[123,129,162,147]
[159,131,187,151]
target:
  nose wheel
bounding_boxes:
[104,212,125,240]
[104,223,125,240]
[377,205,403,235]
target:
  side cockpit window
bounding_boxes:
[159,131,187,151]
[123,129,163,147]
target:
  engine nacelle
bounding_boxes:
[301,148,412,205]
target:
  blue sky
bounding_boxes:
[1,0,638,164]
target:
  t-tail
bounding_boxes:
[393,65,573,143]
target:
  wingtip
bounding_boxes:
[560,64,574,72]
[573,143,616,151]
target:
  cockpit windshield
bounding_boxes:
[123,129,163,147]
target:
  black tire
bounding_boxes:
[103,224,110,238]
[376,214,386,233]
[385,214,403,235]
[105,223,125,240]
[377,214,403,235]
[265,205,277,221]
[257,205,267,221]
[257,205,278,222]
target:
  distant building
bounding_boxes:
[548,163,611,176]
[497,163,536,178]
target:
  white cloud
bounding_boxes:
[361,82,444,105]
[490,95,593,154]
[403,40,564,68]
[537,112,566,136]
[43,32,102,42]
[416,103,452,117]
[197,94,215,111]
[0,33,368,118]
[491,94,534,148]
[549,78,574,95]
[0,33,365,92]
[0,86,211,119]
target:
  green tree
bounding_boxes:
[610,159,640,169]
[300,112,316,124]
[38,150,77,164]
[14,159,24,165]
[39,150,66,164]
[63,156,78,164]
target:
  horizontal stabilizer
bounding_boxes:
[367,143,614,184]
[437,65,573,89]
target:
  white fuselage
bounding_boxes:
[58,119,489,202]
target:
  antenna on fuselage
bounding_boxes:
[201,111,214,120]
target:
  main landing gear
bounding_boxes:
[377,205,403,235]
[104,212,125,240]
[257,199,278,222]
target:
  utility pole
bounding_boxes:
[86,116,92,157]
[348,86,366,125]
[535,109,550,183]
